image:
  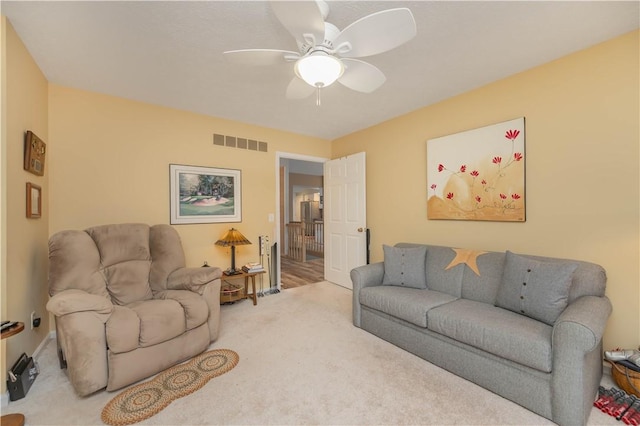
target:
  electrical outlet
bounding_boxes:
[30,311,36,330]
[259,235,270,256]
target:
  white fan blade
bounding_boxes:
[271,1,325,46]
[333,8,416,58]
[338,58,386,93]
[286,77,315,99]
[223,49,299,66]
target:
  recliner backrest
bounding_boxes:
[48,230,110,299]
[149,224,187,293]
[86,224,153,305]
[49,223,190,305]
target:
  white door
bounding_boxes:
[323,152,367,289]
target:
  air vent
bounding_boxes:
[213,133,267,153]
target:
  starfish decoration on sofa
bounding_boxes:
[445,248,488,276]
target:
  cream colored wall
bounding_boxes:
[0,19,50,394]
[332,30,639,351]
[48,86,331,272]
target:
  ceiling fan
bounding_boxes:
[223,0,417,105]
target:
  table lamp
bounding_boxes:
[215,228,251,275]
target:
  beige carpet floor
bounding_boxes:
[2,281,619,425]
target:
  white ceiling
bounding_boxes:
[2,1,638,140]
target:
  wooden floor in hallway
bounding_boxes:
[281,255,324,289]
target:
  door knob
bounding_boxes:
[357,228,364,232]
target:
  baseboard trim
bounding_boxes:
[1,390,8,408]
[32,331,56,359]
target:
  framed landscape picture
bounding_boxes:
[169,164,241,224]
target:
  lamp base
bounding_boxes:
[223,269,242,276]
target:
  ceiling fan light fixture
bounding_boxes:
[295,52,344,88]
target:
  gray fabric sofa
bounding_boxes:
[47,223,222,396]
[351,243,612,426]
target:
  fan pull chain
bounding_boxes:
[316,86,322,106]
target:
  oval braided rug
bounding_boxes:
[101,349,239,426]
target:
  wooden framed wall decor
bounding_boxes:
[26,183,42,218]
[24,131,46,176]
[169,164,242,224]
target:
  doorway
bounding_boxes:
[275,152,328,290]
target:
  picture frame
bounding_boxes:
[427,117,525,222]
[24,131,46,176]
[169,164,242,224]
[26,182,42,218]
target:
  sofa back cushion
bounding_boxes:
[396,244,462,297]
[87,224,153,305]
[394,243,607,307]
[459,251,506,304]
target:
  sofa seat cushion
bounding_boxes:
[360,286,457,328]
[427,299,553,372]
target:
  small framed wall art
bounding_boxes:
[24,131,46,176]
[26,182,42,218]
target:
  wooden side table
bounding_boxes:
[221,270,265,306]
[1,322,25,426]
[1,322,24,339]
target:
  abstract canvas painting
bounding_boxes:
[427,118,525,221]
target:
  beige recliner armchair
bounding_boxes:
[46,223,222,396]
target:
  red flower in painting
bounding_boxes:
[460,165,467,173]
[511,194,521,200]
[499,193,507,200]
[493,156,502,164]
[481,179,487,185]
[446,192,454,200]
[430,184,437,190]
[438,164,445,172]
[514,152,523,161]
[475,196,481,203]
[505,129,520,141]
[470,170,479,177]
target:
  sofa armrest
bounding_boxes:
[551,295,612,426]
[46,289,113,318]
[167,266,222,292]
[553,295,612,353]
[351,262,385,327]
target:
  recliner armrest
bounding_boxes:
[46,289,113,318]
[167,266,222,292]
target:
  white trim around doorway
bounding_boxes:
[274,151,329,291]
